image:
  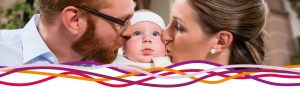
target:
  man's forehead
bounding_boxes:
[101,0,135,19]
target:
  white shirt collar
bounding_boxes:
[21,14,58,64]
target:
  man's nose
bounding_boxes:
[120,22,133,39]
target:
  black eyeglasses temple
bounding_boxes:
[75,6,125,26]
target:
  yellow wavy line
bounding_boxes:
[1,68,250,84]
[283,64,300,68]
[145,68,254,84]
[1,64,300,84]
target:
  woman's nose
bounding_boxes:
[162,27,173,45]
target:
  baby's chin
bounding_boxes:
[137,55,154,63]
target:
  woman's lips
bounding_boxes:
[142,48,153,55]
[166,48,171,55]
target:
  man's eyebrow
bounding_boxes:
[120,13,133,20]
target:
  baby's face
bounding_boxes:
[124,22,166,63]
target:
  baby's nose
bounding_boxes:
[143,39,151,43]
[143,36,152,43]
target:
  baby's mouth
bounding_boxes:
[142,48,153,55]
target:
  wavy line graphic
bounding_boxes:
[0,60,300,87]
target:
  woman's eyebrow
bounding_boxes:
[173,16,186,25]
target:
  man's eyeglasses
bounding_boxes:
[75,6,131,32]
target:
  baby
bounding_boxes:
[112,10,172,69]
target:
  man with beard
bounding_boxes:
[0,0,135,66]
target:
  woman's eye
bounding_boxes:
[152,31,160,36]
[174,22,183,32]
[133,31,141,36]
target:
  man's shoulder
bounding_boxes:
[0,43,23,66]
[0,29,23,63]
[0,29,24,66]
[0,29,22,44]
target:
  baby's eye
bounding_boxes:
[152,31,160,36]
[133,31,141,36]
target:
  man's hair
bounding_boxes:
[39,0,107,26]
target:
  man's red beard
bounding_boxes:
[71,16,118,64]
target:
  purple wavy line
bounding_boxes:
[134,60,225,76]
[0,66,195,87]
[62,61,132,74]
[215,69,300,79]
[0,60,300,87]
[63,60,225,76]
[248,75,300,86]
[0,66,137,84]
[62,61,300,86]
[0,62,218,87]
[2,60,220,79]
[203,69,300,86]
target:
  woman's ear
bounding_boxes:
[61,6,82,36]
[213,30,233,53]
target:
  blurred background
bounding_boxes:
[0,0,299,66]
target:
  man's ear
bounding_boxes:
[213,30,233,53]
[61,6,81,36]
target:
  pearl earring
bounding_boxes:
[210,48,216,54]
